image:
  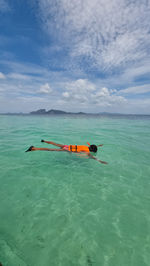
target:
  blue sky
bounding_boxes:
[0,0,150,114]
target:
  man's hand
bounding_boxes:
[97,159,108,164]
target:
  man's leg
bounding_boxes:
[25,146,64,152]
[41,140,64,148]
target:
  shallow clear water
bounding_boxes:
[0,115,150,266]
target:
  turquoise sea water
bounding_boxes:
[0,115,150,266]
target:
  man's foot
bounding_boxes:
[25,146,34,152]
[41,139,44,142]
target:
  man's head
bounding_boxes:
[89,144,97,153]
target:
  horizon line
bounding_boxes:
[0,109,150,116]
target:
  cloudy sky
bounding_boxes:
[0,0,150,114]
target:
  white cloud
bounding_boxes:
[100,31,148,70]
[119,84,150,95]
[117,60,150,85]
[92,87,126,106]
[119,98,150,114]
[62,79,126,107]
[95,87,109,97]
[0,59,149,114]
[0,61,56,100]
[8,73,31,81]
[66,79,96,92]
[39,83,53,94]
[0,72,5,79]
[62,91,69,98]
[0,72,150,113]
[38,0,150,71]
[0,60,49,76]
[62,79,96,102]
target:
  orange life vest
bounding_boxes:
[68,145,89,153]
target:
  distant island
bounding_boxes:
[1,109,150,118]
[30,109,88,115]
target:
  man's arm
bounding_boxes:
[88,154,108,164]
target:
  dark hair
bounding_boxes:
[89,145,97,153]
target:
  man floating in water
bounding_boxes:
[26,140,108,164]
